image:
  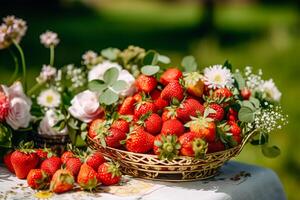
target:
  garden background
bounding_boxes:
[0,0,299,199]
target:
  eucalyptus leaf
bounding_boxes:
[103,67,119,86]
[223,60,232,71]
[141,65,160,76]
[249,97,261,108]
[143,50,158,65]
[234,72,245,90]
[99,89,119,105]
[250,132,268,145]
[262,145,281,158]
[101,48,119,60]
[158,54,171,64]
[242,101,255,110]
[88,80,107,92]
[181,56,197,72]
[238,106,255,122]
[111,80,128,91]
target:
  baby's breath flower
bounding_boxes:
[82,50,98,66]
[250,106,288,134]
[65,64,86,91]
[0,15,27,49]
[36,65,57,83]
[40,30,59,48]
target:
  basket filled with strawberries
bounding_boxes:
[85,50,287,181]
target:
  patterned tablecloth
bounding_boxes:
[0,161,286,200]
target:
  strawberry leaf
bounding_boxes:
[181,56,197,72]
[103,67,119,86]
[99,89,119,105]
[111,80,128,92]
[141,65,160,76]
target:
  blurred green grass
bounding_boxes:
[0,1,299,199]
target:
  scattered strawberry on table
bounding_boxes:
[2,143,122,194]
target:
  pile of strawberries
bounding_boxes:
[3,142,121,193]
[88,68,243,160]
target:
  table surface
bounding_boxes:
[0,161,286,200]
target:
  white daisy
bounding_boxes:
[88,61,122,81]
[203,65,234,89]
[260,79,281,102]
[37,88,61,108]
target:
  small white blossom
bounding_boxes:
[37,88,61,108]
[260,79,282,102]
[36,65,57,83]
[203,65,234,89]
[82,50,98,65]
[40,30,59,48]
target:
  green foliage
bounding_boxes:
[101,47,120,61]
[141,65,160,76]
[0,124,12,148]
[181,55,198,72]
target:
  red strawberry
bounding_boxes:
[119,96,136,115]
[36,147,55,165]
[138,113,162,135]
[3,151,15,174]
[88,118,107,139]
[105,128,127,148]
[241,88,251,100]
[161,119,185,137]
[134,101,156,118]
[136,75,157,93]
[207,141,225,153]
[161,80,184,102]
[27,169,50,190]
[179,132,208,158]
[86,152,105,171]
[161,109,177,122]
[228,121,242,144]
[176,98,205,123]
[50,169,74,193]
[97,162,122,186]
[154,98,169,113]
[213,88,233,99]
[111,119,130,133]
[153,134,181,160]
[150,89,161,100]
[227,108,238,122]
[41,156,62,177]
[160,68,183,86]
[10,142,39,179]
[61,151,74,164]
[77,163,98,191]
[133,93,142,102]
[66,157,82,177]
[125,128,155,153]
[207,103,224,121]
[186,116,216,142]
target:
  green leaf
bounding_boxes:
[88,80,107,92]
[103,67,119,86]
[242,101,255,110]
[234,72,245,90]
[250,132,268,145]
[101,48,119,61]
[141,65,160,76]
[111,80,128,92]
[249,97,261,108]
[262,145,281,158]
[238,106,255,122]
[223,60,232,71]
[181,56,197,72]
[81,131,87,141]
[0,124,12,148]
[99,89,119,105]
[143,50,159,65]
[158,54,171,64]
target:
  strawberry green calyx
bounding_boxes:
[155,135,181,160]
[79,177,98,191]
[16,141,36,154]
[192,138,208,159]
[107,162,122,178]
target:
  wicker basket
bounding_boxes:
[87,131,256,181]
[34,133,70,154]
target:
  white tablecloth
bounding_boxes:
[0,161,286,200]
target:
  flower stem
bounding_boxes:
[13,40,27,92]
[27,82,45,96]
[8,48,19,84]
[50,45,55,66]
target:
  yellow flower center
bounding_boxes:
[213,74,223,83]
[46,95,53,104]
